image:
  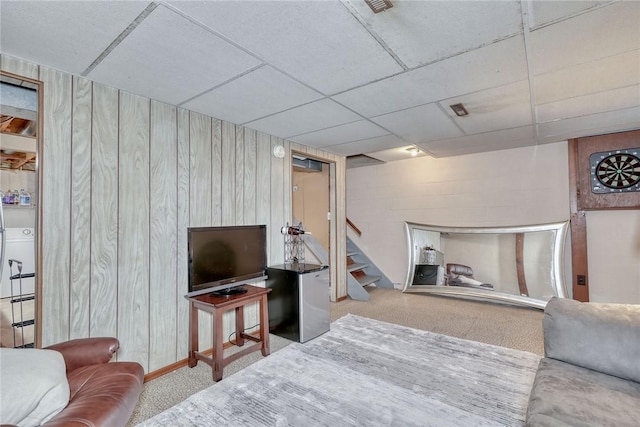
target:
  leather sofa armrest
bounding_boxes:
[446,263,474,278]
[45,338,120,373]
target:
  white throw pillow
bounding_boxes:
[0,347,70,427]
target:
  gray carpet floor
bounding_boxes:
[128,288,544,426]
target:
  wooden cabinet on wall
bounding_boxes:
[568,129,640,301]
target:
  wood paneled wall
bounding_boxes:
[1,54,346,373]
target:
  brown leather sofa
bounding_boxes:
[446,263,493,289]
[40,337,144,427]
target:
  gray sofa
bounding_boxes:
[526,297,640,426]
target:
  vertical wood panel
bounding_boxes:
[270,137,285,265]
[211,119,222,225]
[189,112,213,348]
[176,108,190,358]
[235,125,245,224]
[283,139,292,226]
[190,113,212,227]
[90,83,119,339]
[149,100,178,370]
[40,67,72,346]
[221,121,236,225]
[256,132,272,237]
[0,54,39,78]
[243,128,257,225]
[118,92,150,368]
[69,76,92,338]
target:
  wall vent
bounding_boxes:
[364,0,393,14]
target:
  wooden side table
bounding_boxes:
[186,285,271,381]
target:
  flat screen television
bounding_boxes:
[187,225,267,297]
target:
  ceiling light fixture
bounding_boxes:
[364,0,393,14]
[406,147,419,157]
[450,103,469,117]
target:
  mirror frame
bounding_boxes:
[403,221,570,309]
[1,70,44,346]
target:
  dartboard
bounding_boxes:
[590,148,640,193]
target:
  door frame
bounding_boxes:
[0,70,44,347]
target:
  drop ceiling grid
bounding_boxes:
[289,119,391,148]
[536,85,640,123]
[344,0,524,69]
[439,80,533,135]
[326,134,407,157]
[87,5,262,106]
[332,35,530,119]
[418,126,537,158]
[167,0,404,94]
[243,98,362,139]
[371,103,464,144]
[181,65,324,125]
[0,1,150,76]
[528,1,640,76]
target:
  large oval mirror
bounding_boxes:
[403,221,569,309]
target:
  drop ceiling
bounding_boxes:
[1,0,638,162]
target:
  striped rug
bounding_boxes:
[138,314,540,426]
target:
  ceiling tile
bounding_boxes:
[345,0,522,68]
[371,103,463,144]
[181,66,323,125]
[528,1,610,29]
[244,99,363,139]
[168,1,403,94]
[88,5,261,106]
[366,145,429,163]
[290,120,390,148]
[537,85,640,123]
[535,50,640,105]
[325,135,407,157]
[333,35,529,118]
[0,1,151,75]
[538,106,640,140]
[440,80,532,134]
[418,126,537,158]
[530,2,640,75]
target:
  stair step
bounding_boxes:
[15,343,35,349]
[347,250,359,257]
[11,295,35,303]
[12,319,35,328]
[356,274,381,287]
[347,262,368,273]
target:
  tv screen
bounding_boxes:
[188,225,267,296]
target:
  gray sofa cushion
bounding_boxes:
[543,297,640,382]
[527,358,640,427]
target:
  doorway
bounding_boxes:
[0,71,41,348]
[291,154,330,265]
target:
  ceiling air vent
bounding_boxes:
[347,154,385,169]
[364,0,393,14]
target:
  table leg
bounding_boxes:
[260,294,270,357]
[188,302,198,368]
[235,305,245,346]
[212,308,224,382]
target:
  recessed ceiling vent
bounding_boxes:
[347,154,385,169]
[365,0,393,14]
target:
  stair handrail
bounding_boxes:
[346,217,362,237]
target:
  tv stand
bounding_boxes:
[186,285,271,381]
[211,286,248,297]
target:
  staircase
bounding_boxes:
[346,237,394,301]
[302,228,394,301]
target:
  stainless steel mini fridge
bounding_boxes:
[266,263,330,343]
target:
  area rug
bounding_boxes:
[137,314,541,426]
